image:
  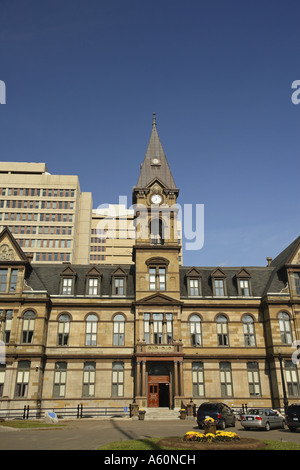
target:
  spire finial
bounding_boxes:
[152,112,156,127]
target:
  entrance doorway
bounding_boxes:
[148,375,170,407]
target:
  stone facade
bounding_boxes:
[0,118,299,415]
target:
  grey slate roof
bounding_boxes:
[135,114,178,190]
[179,266,282,297]
[26,264,135,298]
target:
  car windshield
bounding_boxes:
[199,404,218,411]
[247,409,264,415]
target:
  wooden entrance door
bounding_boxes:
[148,374,170,407]
[148,383,159,407]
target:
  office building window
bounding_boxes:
[243,314,256,347]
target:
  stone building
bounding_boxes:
[0,116,299,414]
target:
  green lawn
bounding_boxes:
[98,437,300,451]
[0,420,66,429]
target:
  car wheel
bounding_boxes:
[281,420,286,429]
[219,419,226,430]
[288,426,296,433]
[264,421,270,431]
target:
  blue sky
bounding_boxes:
[0,0,299,267]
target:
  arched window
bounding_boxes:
[190,315,202,347]
[22,311,35,343]
[113,314,125,346]
[57,313,70,346]
[243,314,256,346]
[278,312,292,345]
[85,314,98,346]
[216,314,229,346]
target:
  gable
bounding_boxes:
[289,247,300,266]
[135,292,183,306]
[0,227,29,263]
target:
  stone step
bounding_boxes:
[141,408,182,420]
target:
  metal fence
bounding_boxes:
[0,404,131,420]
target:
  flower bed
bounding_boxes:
[184,430,240,443]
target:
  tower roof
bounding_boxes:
[135,114,178,190]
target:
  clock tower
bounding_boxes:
[132,115,183,409]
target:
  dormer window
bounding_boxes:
[186,268,202,296]
[112,267,127,296]
[60,265,76,295]
[86,266,102,296]
[211,269,227,297]
[236,269,252,296]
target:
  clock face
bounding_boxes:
[151,158,160,165]
[151,194,162,204]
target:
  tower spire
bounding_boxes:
[152,112,156,127]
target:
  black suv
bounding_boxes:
[196,402,236,430]
[286,404,300,432]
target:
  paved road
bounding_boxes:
[0,418,299,450]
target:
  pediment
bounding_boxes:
[111,266,127,277]
[60,265,77,276]
[236,268,251,278]
[211,268,226,278]
[146,178,168,190]
[186,267,201,277]
[135,292,182,306]
[86,265,103,277]
[0,227,29,263]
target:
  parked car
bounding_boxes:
[241,408,286,431]
[196,402,236,430]
[285,404,300,432]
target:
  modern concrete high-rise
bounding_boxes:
[0,162,92,264]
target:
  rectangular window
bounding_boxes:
[159,268,166,291]
[88,278,98,295]
[239,279,250,296]
[149,268,156,290]
[114,278,124,295]
[9,269,18,292]
[247,362,261,396]
[82,362,96,397]
[153,313,163,344]
[53,362,67,398]
[112,362,124,397]
[1,310,13,343]
[220,362,233,397]
[189,279,199,296]
[192,362,204,397]
[144,313,150,344]
[0,270,7,292]
[62,278,73,295]
[15,361,30,398]
[285,361,300,397]
[294,273,300,295]
[0,364,5,398]
[214,279,225,296]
